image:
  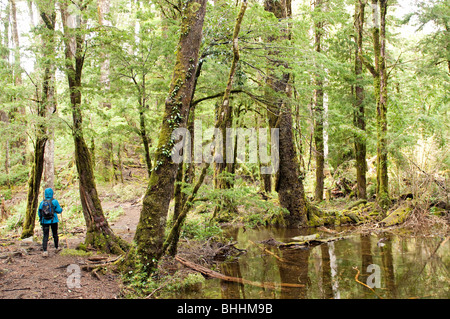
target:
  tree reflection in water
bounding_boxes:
[192,227,449,299]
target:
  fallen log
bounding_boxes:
[379,202,413,227]
[248,240,287,263]
[258,234,348,249]
[175,255,304,289]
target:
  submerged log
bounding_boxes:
[175,255,305,289]
[258,234,347,249]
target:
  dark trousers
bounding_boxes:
[42,223,59,251]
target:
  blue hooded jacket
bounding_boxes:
[38,188,63,225]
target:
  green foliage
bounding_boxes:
[181,217,224,241]
[122,267,205,299]
[1,200,26,234]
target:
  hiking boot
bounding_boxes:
[42,251,49,257]
[55,247,62,253]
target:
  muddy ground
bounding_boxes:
[0,200,141,299]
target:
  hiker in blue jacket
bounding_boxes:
[38,188,63,257]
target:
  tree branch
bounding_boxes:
[359,52,378,77]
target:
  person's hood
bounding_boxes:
[44,188,54,200]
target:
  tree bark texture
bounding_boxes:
[60,1,127,254]
[264,0,308,227]
[377,0,389,209]
[9,0,27,163]
[213,1,247,191]
[365,0,389,208]
[21,2,58,238]
[313,0,325,202]
[132,0,207,274]
[354,0,367,199]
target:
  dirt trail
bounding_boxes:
[0,200,142,299]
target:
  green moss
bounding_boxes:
[60,248,92,257]
[380,203,413,226]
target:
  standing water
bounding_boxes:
[181,226,449,299]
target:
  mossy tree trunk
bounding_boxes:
[60,1,127,254]
[213,0,248,219]
[313,0,325,202]
[354,0,367,199]
[138,91,152,177]
[21,3,57,239]
[264,0,309,227]
[131,0,207,274]
[377,0,389,209]
[21,137,47,238]
[361,0,390,210]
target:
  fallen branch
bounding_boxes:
[175,255,304,289]
[248,240,286,263]
[1,287,31,292]
[352,266,383,299]
[259,234,347,249]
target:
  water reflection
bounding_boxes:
[186,226,449,299]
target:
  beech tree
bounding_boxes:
[264,0,310,227]
[353,0,367,199]
[312,0,325,202]
[21,0,57,238]
[59,0,127,253]
[130,0,207,274]
[360,0,390,209]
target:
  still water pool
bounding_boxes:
[182,226,449,299]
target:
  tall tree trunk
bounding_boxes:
[361,0,390,209]
[41,4,58,191]
[98,0,115,182]
[60,1,127,254]
[313,0,325,202]
[1,2,10,188]
[165,58,204,257]
[354,0,367,199]
[98,0,111,98]
[139,98,152,177]
[9,0,27,164]
[10,0,21,87]
[377,0,389,209]
[264,0,309,227]
[213,1,247,220]
[130,0,207,275]
[21,1,57,239]
[43,132,55,189]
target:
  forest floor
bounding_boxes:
[0,193,142,299]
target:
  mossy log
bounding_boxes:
[307,201,381,227]
[379,201,413,227]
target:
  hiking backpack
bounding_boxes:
[42,199,54,220]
